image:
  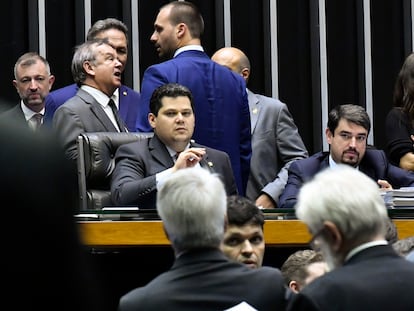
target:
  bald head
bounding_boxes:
[211,47,250,83]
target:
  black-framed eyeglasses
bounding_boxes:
[308,227,325,251]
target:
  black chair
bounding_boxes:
[76,132,153,210]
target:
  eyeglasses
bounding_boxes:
[308,227,325,251]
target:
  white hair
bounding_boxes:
[157,167,227,253]
[296,165,388,243]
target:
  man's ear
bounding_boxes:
[323,221,343,252]
[288,280,300,294]
[176,23,186,38]
[241,68,250,82]
[326,128,333,144]
[148,113,156,128]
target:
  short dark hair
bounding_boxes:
[327,104,371,134]
[163,1,204,38]
[226,195,264,229]
[149,83,194,116]
[87,18,128,43]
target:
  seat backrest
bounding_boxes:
[77,132,153,210]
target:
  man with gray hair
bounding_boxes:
[53,38,126,161]
[118,167,289,311]
[46,18,140,131]
[287,165,414,310]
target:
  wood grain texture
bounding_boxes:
[78,219,414,247]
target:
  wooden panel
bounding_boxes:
[78,219,414,247]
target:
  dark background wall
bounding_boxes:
[0,0,411,152]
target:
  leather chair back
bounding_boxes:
[77,132,153,210]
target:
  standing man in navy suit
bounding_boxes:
[137,1,251,195]
[279,104,414,208]
[45,18,140,132]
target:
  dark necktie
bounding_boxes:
[32,113,43,131]
[108,99,126,132]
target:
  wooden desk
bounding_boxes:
[78,219,414,247]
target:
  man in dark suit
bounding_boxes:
[279,104,414,208]
[0,120,104,311]
[136,1,251,196]
[45,18,140,131]
[118,166,289,311]
[288,165,414,311]
[53,38,127,162]
[212,47,309,208]
[0,52,55,131]
[111,83,237,209]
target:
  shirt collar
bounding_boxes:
[20,101,45,121]
[81,85,112,107]
[329,154,359,170]
[174,45,204,58]
[345,240,388,262]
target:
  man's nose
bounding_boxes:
[29,79,39,90]
[349,136,357,147]
[241,240,253,253]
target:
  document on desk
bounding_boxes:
[384,187,414,208]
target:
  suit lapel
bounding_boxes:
[191,142,214,172]
[149,135,175,167]
[77,89,119,132]
[248,90,260,134]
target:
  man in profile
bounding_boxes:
[138,1,251,196]
[281,249,327,293]
[288,165,414,310]
[45,18,140,131]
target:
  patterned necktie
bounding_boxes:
[108,99,126,132]
[32,113,43,131]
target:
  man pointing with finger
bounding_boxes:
[111,83,238,209]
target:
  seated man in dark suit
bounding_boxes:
[111,83,238,209]
[279,104,414,208]
[287,165,414,310]
[118,167,289,311]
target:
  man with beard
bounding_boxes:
[287,165,414,311]
[279,104,414,208]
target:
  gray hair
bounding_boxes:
[296,165,388,243]
[71,38,110,85]
[157,167,227,253]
